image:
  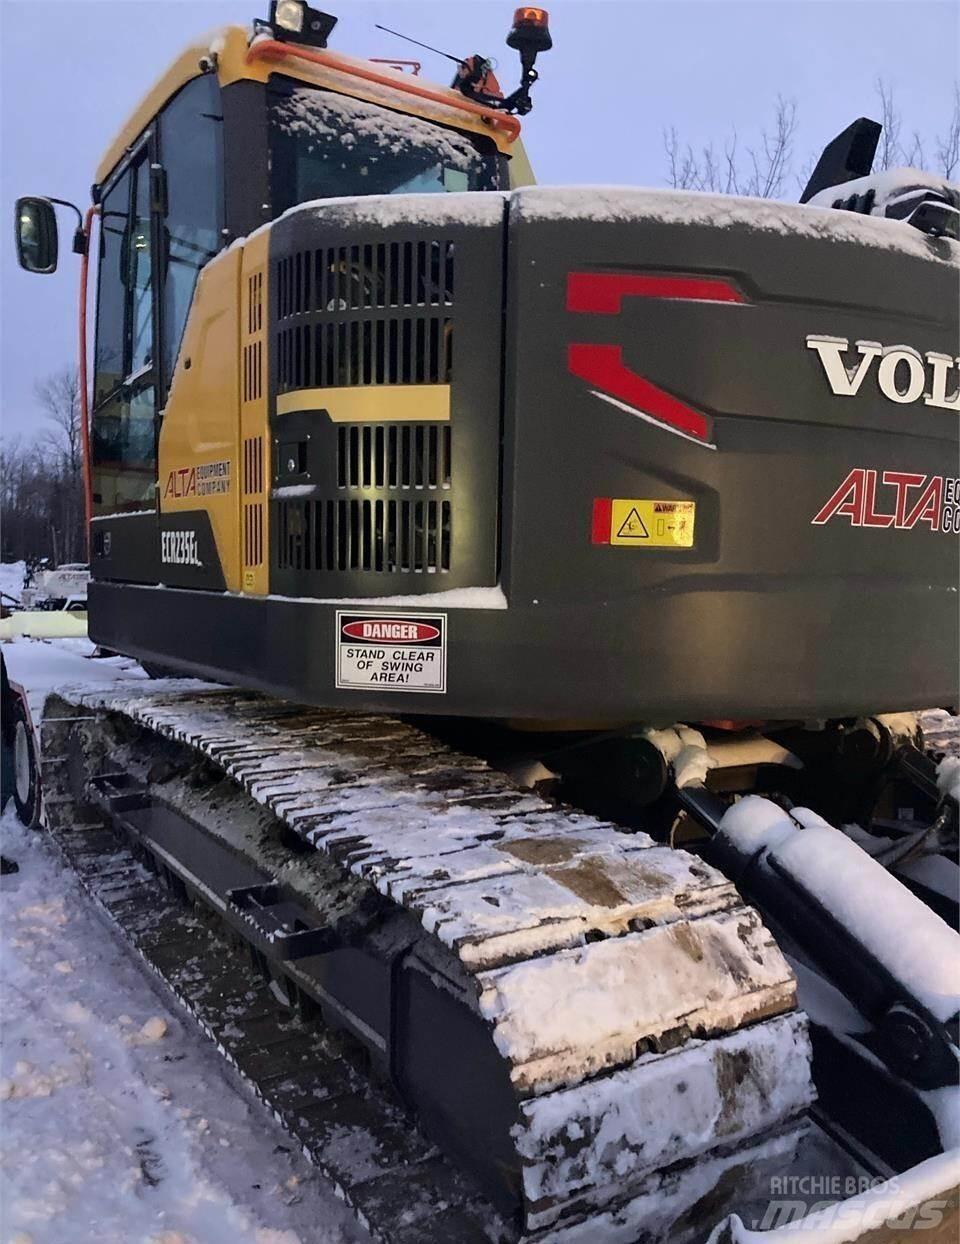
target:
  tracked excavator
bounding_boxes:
[13,3,960,1239]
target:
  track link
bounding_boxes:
[41,680,814,1242]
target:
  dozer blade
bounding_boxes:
[39,680,815,1242]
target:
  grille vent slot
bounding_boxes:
[243,272,264,402]
[243,436,264,495]
[277,498,451,575]
[244,504,264,567]
[337,425,451,490]
[242,436,265,569]
[248,271,264,331]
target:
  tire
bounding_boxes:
[11,696,41,828]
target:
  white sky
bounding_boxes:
[1,0,957,438]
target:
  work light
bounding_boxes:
[268,1,338,47]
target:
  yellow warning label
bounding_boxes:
[609,499,696,547]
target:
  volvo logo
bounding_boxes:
[806,336,959,411]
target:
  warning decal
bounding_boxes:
[616,508,650,540]
[336,612,447,694]
[600,499,696,547]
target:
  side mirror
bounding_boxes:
[15,196,59,274]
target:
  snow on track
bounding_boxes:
[0,638,367,1244]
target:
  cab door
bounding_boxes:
[89,138,161,583]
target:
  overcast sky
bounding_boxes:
[1,0,956,438]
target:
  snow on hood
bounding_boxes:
[509,185,959,265]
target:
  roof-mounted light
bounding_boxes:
[507,8,552,55]
[267,1,337,47]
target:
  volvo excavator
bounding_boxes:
[12,3,960,1239]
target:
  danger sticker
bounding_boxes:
[336,612,447,693]
[593,498,696,547]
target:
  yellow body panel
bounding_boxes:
[159,248,242,590]
[96,26,518,186]
[276,384,450,422]
[239,229,271,595]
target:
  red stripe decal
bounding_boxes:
[569,344,711,442]
[567,273,746,314]
[591,497,613,544]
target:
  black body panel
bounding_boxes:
[92,512,160,585]
[91,189,959,722]
[91,570,954,720]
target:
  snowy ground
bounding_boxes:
[1,637,368,1244]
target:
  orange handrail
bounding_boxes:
[246,39,521,142]
[78,204,99,556]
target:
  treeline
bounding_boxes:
[1,369,86,566]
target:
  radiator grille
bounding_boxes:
[277,240,454,318]
[278,319,451,389]
[276,240,454,391]
[268,217,501,593]
[337,425,451,490]
[277,498,451,574]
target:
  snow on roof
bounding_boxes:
[510,185,959,265]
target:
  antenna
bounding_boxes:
[374,23,465,66]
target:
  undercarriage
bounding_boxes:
[34,679,959,1242]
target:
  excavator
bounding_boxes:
[12,3,960,1239]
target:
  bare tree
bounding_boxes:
[1,367,86,566]
[664,80,958,197]
[936,83,960,179]
[34,366,82,477]
[664,96,798,198]
[875,78,928,170]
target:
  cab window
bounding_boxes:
[269,83,499,214]
[158,74,223,385]
[92,152,157,514]
[92,75,224,517]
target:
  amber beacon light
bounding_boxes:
[508,8,552,52]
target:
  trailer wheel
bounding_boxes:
[11,697,40,828]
